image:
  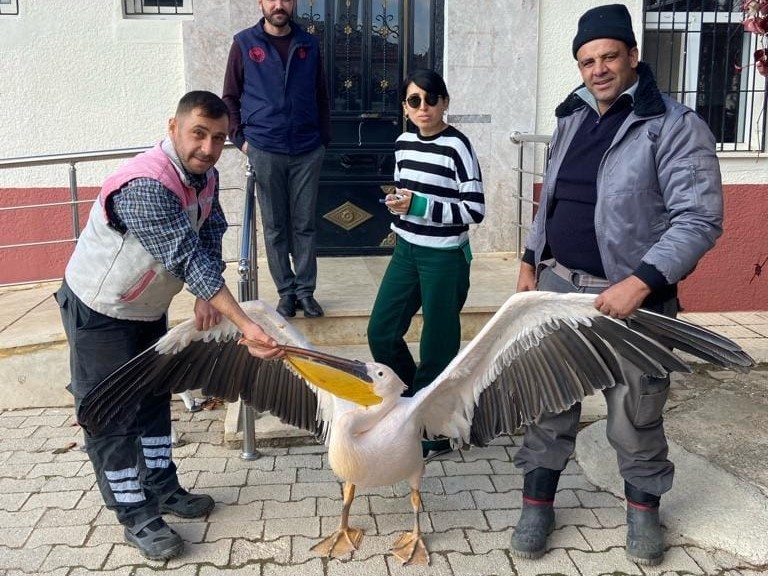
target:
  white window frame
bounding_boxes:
[0,0,19,16]
[123,0,193,19]
[645,10,763,151]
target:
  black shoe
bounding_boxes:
[276,295,297,317]
[124,517,184,561]
[297,296,324,318]
[159,487,215,519]
[423,448,452,462]
[422,438,451,461]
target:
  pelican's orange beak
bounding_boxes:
[280,346,383,407]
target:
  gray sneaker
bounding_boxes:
[124,517,183,561]
[159,487,215,519]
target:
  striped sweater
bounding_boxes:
[392,125,485,248]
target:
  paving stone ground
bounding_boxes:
[1,401,766,575]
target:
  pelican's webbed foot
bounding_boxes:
[310,527,364,559]
[390,531,429,565]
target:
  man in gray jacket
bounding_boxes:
[512,4,723,567]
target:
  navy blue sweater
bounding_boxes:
[545,95,633,277]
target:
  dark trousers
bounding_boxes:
[246,145,325,299]
[55,282,180,528]
[367,238,470,395]
[513,265,678,497]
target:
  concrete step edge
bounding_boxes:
[0,306,498,353]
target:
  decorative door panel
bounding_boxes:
[295,0,442,255]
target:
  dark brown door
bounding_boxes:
[295,0,443,255]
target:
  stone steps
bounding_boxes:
[0,254,521,411]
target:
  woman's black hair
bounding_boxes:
[399,68,449,101]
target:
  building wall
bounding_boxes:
[442,0,539,256]
[0,0,539,279]
[0,1,185,185]
[1,1,766,309]
[535,0,768,311]
[0,1,191,282]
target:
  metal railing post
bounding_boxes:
[516,140,525,258]
[509,131,553,261]
[238,161,260,460]
[68,162,81,241]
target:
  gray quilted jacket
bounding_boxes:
[525,62,723,286]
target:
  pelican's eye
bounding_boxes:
[376,370,385,378]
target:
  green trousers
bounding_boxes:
[367,237,470,400]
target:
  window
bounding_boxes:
[123,0,193,17]
[0,0,19,16]
[644,0,767,151]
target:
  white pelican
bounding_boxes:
[77,291,754,565]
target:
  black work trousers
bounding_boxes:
[55,282,180,529]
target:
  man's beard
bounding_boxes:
[265,10,291,28]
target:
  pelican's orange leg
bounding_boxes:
[390,488,430,565]
[310,481,364,558]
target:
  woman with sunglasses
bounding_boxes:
[367,68,485,460]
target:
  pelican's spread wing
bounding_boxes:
[408,291,755,447]
[78,300,339,438]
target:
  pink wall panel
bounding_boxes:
[1,184,766,311]
[678,184,768,312]
[0,187,98,284]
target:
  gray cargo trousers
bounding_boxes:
[513,262,678,497]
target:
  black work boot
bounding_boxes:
[625,483,664,565]
[510,498,555,558]
[626,502,664,565]
[510,468,561,559]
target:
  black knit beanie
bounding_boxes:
[572,4,637,59]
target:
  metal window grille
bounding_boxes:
[644,0,767,152]
[123,0,193,17]
[0,0,19,16]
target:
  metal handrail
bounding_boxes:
[509,131,553,145]
[1,146,170,258]
[0,142,242,288]
[508,132,552,256]
[0,142,238,169]
[237,162,260,460]
[0,147,154,169]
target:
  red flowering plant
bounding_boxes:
[741,0,768,76]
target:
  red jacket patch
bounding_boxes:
[249,46,266,63]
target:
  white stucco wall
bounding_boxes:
[442,0,539,254]
[0,1,186,187]
[2,1,765,193]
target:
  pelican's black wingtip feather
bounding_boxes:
[78,337,246,435]
[629,310,756,372]
[466,297,756,448]
[78,347,169,434]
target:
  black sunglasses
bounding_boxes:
[405,93,441,108]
